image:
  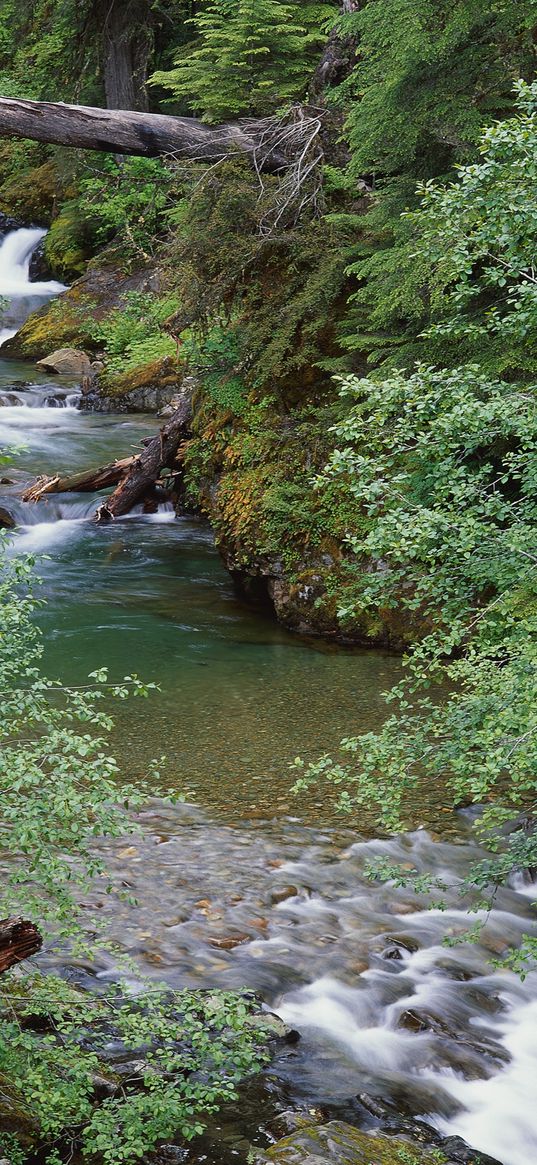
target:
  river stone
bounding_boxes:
[0,505,15,529]
[260,1121,451,1164]
[36,347,91,376]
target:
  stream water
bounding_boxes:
[1,228,537,1165]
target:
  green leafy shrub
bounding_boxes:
[0,534,267,1162]
[89,291,181,375]
[294,362,537,956]
[330,0,537,368]
[78,157,178,260]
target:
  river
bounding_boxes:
[1,227,537,1165]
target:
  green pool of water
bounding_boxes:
[1,369,412,826]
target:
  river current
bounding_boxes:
[1,228,537,1165]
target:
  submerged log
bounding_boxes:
[22,456,136,502]
[0,97,286,171]
[0,918,42,974]
[95,395,192,521]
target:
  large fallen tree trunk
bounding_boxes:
[22,456,136,502]
[0,96,286,170]
[95,396,192,521]
[20,397,193,520]
[0,918,42,974]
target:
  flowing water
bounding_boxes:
[1,228,536,1165]
[0,225,65,344]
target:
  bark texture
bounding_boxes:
[100,0,152,111]
[0,918,42,974]
[22,457,136,502]
[0,97,286,170]
[95,395,192,521]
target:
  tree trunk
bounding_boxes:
[22,457,137,503]
[100,0,152,112]
[95,395,192,521]
[0,918,42,974]
[0,97,286,170]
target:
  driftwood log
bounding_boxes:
[21,398,192,520]
[22,456,136,502]
[95,395,192,520]
[0,97,286,171]
[0,918,42,974]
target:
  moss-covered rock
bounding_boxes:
[0,153,57,224]
[3,257,160,361]
[100,354,181,400]
[182,390,417,645]
[258,1121,448,1165]
[44,200,96,280]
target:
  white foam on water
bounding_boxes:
[0,226,66,344]
[436,995,537,1165]
[12,518,86,555]
[0,404,79,425]
[272,827,537,1165]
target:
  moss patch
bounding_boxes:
[262,1121,448,1165]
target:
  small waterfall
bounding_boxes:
[0,226,66,344]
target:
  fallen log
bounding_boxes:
[95,395,192,521]
[22,456,136,502]
[0,96,286,171]
[0,918,42,974]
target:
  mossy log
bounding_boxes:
[0,918,42,974]
[0,97,286,171]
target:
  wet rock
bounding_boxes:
[271,885,299,905]
[0,392,24,405]
[0,506,15,529]
[247,1011,301,1045]
[208,933,251,950]
[36,347,92,376]
[0,212,24,235]
[356,1095,503,1164]
[439,1136,503,1165]
[79,361,185,414]
[370,935,420,961]
[397,1008,452,1035]
[258,1120,450,1164]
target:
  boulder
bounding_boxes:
[0,506,15,529]
[258,1121,451,1164]
[36,348,92,376]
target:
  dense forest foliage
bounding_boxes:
[1,0,537,1160]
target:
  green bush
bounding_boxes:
[0,529,267,1163]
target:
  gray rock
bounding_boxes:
[36,348,92,376]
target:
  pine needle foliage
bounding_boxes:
[331,0,537,367]
[151,0,334,120]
